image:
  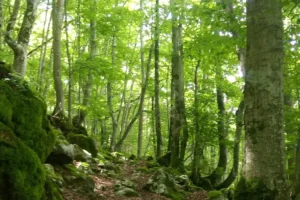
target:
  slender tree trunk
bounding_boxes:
[216,100,244,189]
[5,0,38,77]
[115,44,154,151]
[235,1,289,199]
[38,2,51,92]
[137,0,145,158]
[154,0,162,158]
[0,0,3,49]
[52,0,65,116]
[64,0,72,123]
[191,60,202,185]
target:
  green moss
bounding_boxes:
[0,124,46,200]
[68,134,98,157]
[208,190,223,198]
[43,165,64,200]
[234,177,276,200]
[0,80,55,162]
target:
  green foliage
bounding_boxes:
[208,190,223,198]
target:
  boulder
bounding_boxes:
[115,187,140,197]
[68,134,98,157]
[0,123,46,200]
[43,164,64,200]
[145,168,184,200]
[46,144,75,165]
[0,72,55,162]
[62,164,95,193]
[114,179,139,197]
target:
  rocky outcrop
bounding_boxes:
[0,65,55,200]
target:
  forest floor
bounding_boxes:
[62,160,209,200]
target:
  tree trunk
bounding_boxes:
[216,100,244,189]
[235,1,289,199]
[191,60,202,185]
[137,0,145,158]
[64,0,72,123]
[154,0,162,158]
[170,0,188,170]
[115,44,154,152]
[5,0,38,77]
[52,0,65,116]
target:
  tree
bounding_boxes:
[234,1,289,199]
[52,0,65,116]
[5,0,38,77]
[169,0,188,169]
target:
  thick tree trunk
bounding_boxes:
[5,0,38,77]
[52,0,65,116]
[170,0,188,170]
[154,0,162,158]
[235,1,289,199]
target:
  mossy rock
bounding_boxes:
[234,178,276,200]
[0,78,55,162]
[68,134,98,157]
[0,123,46,200]
[43,164,64,200]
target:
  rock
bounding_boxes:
[128,154,137,160]
[43,164,64,200]
[73,144,92,162]
[62,164,95,193]
[0,124,46,200]
[46,143,75,165]
[0,72,55,162]
[73,125,88,136]
[145,168,184,200]
[157,152,171,167]
[68,134,98,157]
[115,187,140,197]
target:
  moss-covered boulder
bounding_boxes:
[43,164,64,200]
[0,123,46,200]
[0,72,55,162]
[208,190,228,200]
[67,134,98,157]
[145,168,184,200]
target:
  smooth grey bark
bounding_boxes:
[170,0,188,170]
[52,0,65,116]
[191,60,202,184]
[154,0,162,158]
[38,0,51,92]
[236,1,289,199]
[5,0,38,77]
[109,32,119,152]
[137,0,145,158]
[73,0,97,126]
[64,0,72,123]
